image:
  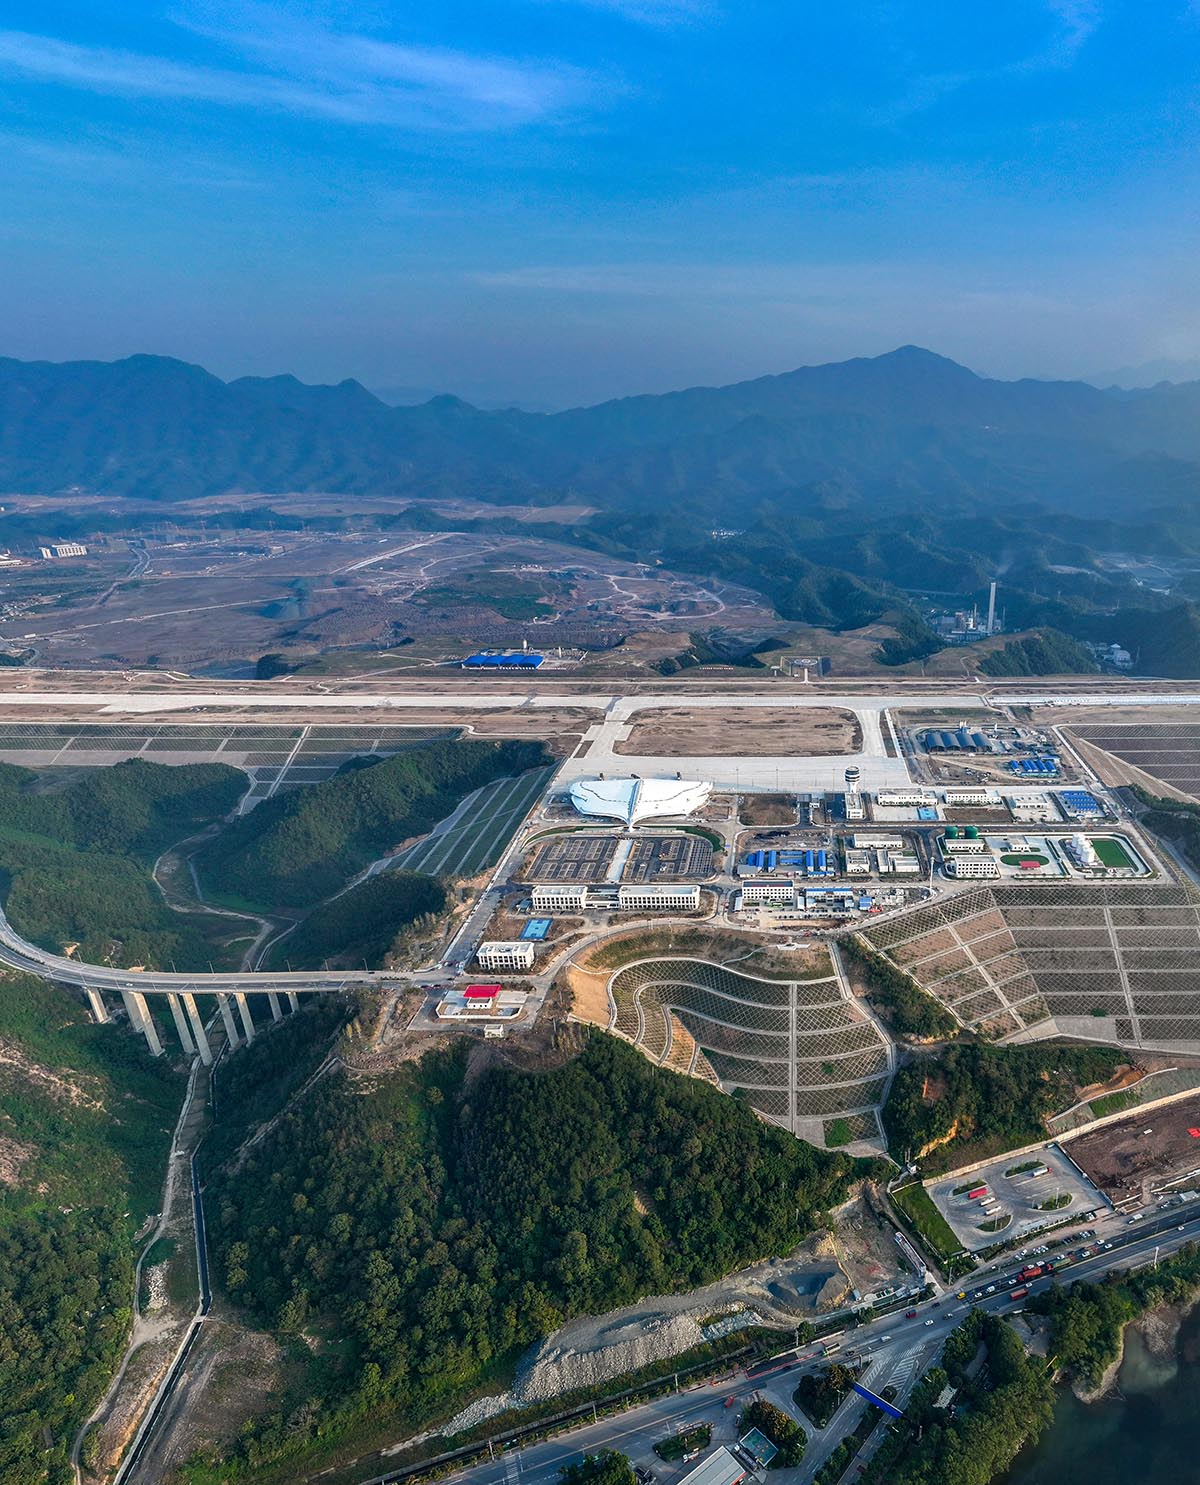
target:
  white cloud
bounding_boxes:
[0,20,593,131]
[555,0,712,24]
[874,1,1104,123]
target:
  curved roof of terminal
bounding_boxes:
[568,776,711,826]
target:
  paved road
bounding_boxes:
[0,900,376,997]
[376,1206,1200,1485]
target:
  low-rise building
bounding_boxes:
[616,884,701,912]
[943,836,989,854]
[740,877,797,905]
[39,541,87,559]
[476,940,536,971]
[436,984,529,1020]
[844,849,871,876]
[676,1448,747,1485]
[876,787,936,808]
[852,833,905,850]
[943,788,999,806]
[889,853,921,874]
[531,884,590,913]
[946,855,1000,878]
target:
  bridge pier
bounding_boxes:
[181,992,212,1066]
[216,991,240,1049]
[287,990,300,1013]
[167,992,196,1056]
[267,990,283,1022]
[121,989,163,1057]
[233,991,256,1042]
[85,987,109,1024]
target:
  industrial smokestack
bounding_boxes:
[986,581,997,636]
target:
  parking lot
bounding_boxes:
[528,834,619,882]
[927,1145,1106,1251]
[623,835,714,882]
[527,832,714,884]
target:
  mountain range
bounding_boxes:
[5,345,1200,515]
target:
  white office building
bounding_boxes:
[741,877,797,905]
[943,788,999,807]
[946,855,1000,878]
[531,885,590,913]
[476,940,537,971]
[617,884,701,912]
[876,788,936,808]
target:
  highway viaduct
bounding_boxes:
[0,902,378,1065]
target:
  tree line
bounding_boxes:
[196,738,549,910]
[883,1042,1124,1167]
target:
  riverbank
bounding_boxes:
[1070,1293,1200,1403]
[1006,1302,1200,1484]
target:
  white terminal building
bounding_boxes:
[568,776,712,826]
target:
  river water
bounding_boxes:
[1004,1308,1200,1483]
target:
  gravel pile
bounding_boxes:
[441,1391,517,1438]
[516,1312,705,1403]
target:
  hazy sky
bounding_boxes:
[2,1,1199,405]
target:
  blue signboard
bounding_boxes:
[852,1382,904,1419]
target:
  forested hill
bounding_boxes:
[0,759,245,969]
[0,973,182,1483]
[205,1030,865,1478]
[195,738,549,910]
[7,346,1200,514]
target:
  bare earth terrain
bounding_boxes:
[614,706,862,757]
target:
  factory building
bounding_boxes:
[851,833,905,850]
[616,884,701,912]
[844,849,871,876]
[461,651,545,669]
[1058,790,1105,819]
[475,940,537,971]
[531,885,590,913]
[922,727,997,754]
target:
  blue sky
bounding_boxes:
[1,0,1199,405]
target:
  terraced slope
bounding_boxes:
[862,881,1200,1052]
[607,954,893,1147]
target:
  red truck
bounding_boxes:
[1011,1287,1030,1302]
[966,1185,989,1200]
[1019,1264,1044,1281]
